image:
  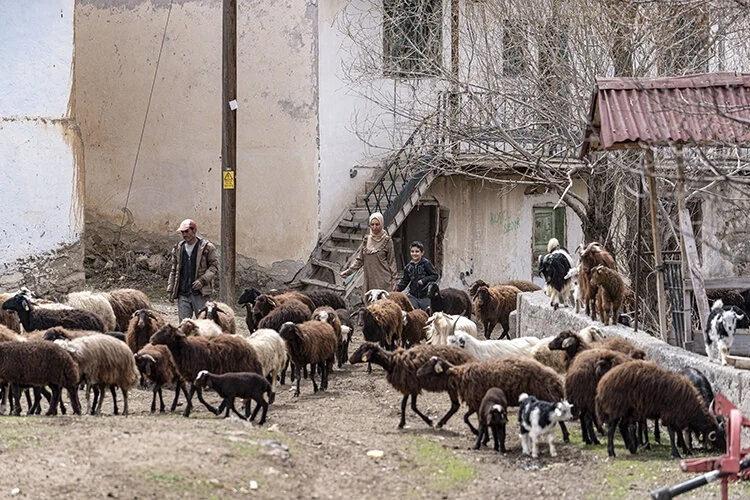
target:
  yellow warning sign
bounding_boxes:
[223,170,235,190]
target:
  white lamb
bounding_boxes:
[447,331,541,361]
[179,318,223,338]
[67,291,118,332]
[425,312,478,345]
[241,328,287,397]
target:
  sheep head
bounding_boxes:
[279,322,301,343]
[447,332,467,349]
[475,286,491,303]
[426,282,440,299]
[238,288,262,306]
[488,404,508,425]
[1,293,30,313]
[548,330,583,357]
[131,308,159,329]
[469,280,490,298]
[253,295,278,317]
[416,356,451,377]
[194,370,212,389]
[43,327,70,342]
[365,289,389,304]
[179,319,199,336]
[594,353,625,379]
[150,324,184,345]
[135,353,156,377]
[553,401,574,421]
[348,342,380,364]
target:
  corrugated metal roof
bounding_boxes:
[581,72,750,157]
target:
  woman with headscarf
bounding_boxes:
[340,212,398,294]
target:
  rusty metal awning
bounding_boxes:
[581,72,750,157]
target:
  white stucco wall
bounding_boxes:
[0,0,83,272]
[428,176,586,288]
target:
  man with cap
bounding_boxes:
[167,219,219,321]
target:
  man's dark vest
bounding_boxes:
[179,239,201,295]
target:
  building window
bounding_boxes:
[532,206,566,271]
[383,0,442,78]
[502,20,528,77]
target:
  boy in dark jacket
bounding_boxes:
[395,241,439,310]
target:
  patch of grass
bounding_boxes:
[0,417,49,450]
[145,471,186,485]
[144,470,222,497]
[409,436,476,493]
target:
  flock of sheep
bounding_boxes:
[0,237,732,463]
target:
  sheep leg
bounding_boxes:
[619,421,636,454]
[294,365,301,397]
[110,386,119,415]
[29,388,41,416]
[676,429,691,456]
[11,384,22,416]
[23,389,32,412]
[499,317,511,340]
[668,427,682,459]
[367,362,372,374]
[606,419,618,457]
[122,388,129,416]
[483,321,494,339]
[587,416,601,445]
[654,420,661,444]
[150,387,157,413]
[183,385,196,417]
[157,386,166,413]
[410,394,433,427]
[436,391,461,428]
[46,386,60,416]
[96,384,107,415]
[398,395,409,429]
[280,358,288,385]
[257,398,268,425]
[310,364,318,393]
[497,424,507,453]
[474,425,486,450]
[195,387,218,414]
[229,398,245,420]
[170,382,186,412]
[463,410,479,435]
[90,385,99,415]
[547,434,557,457]
[67,386,81,415]
[640,420,651,450]
[559,421,570,443]
[580,416,591,445]
[320,362,328,391]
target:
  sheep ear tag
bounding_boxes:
[361,353,369,362]
[434,363,443,373]
[22,301,29,312]
[562,337,575,348]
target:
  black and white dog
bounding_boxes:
[538,238,575,310]
[518,393,573,458]
[705,299,746,365]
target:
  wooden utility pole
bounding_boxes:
[644,148,669,341]
[675,146,708,348]
[220,0,237,305]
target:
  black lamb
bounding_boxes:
[194,370,272,424]
[2,293,106,332]
[426,283,472,317]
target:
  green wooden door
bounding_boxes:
[532,206,566,271]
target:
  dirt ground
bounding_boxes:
[0,300,748,499]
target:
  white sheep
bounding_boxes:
[447,331,541,361]
[425,312,478,345]
[241,328,287,396]
[67,291,118,332]
[179,318,223,338]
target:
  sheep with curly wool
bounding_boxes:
[279,321,337,397]
[402,309,429,348]
[365,289,414,312]
[126,309,165,354]
[349,342,474,428]
[416,356,569,442]
[312,306,348,368]
[425,312,478,346]
[2,293,106,333]
[106,289,151,332]
[135,343,185,413]
[472,285,521,339]
[577,242,616,320]
[180,318,224,338]
[304,289,347,311]
[256,299,311,332]
[447,331,541,361]
[66,291,117,332]
[242,328,287,398]
[503,280,541,292]
[590,265,626,326]
[196,301,236,335]
[426,283,472,317]
[362,299,403,352]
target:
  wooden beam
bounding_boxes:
[684,277,750,290]
[644,149,669,341]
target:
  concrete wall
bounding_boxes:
[75,0,319,281]
[0,0,85,294]
[428,176,586,289]
[516,290,750,421]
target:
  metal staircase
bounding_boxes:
[292,123,440,298]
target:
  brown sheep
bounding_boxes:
[349,341,474,428]
[502,280,541,292]
[126,309,166,354]
[252,292,314,326]
[476,388,508,452]
[135,344,185,413]
[468,279,491,299]
[362,299,403,353]
[256,299,310,332]
[274,291,316,314]
[196,301,236,334]
[0,292,22,332]
[417,356,568,441]
[402,309,429,348]
[472,285,520,339]
[578,242,616,320]
[565,348,630,445]
[312,306,348,367]
[387,291,414,312]
[548,329,643,369]
[279,321,337,397]
[107,289,151,332]
[590,265,626,326]
[0,324,24,342]
[596,361,723,458]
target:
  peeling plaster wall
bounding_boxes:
[0,0,84,292]
[75,0,319,280]
[428,176,586,289]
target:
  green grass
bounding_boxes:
[408,436,476,493]
[0,417,49,450]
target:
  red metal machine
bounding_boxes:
[651,393,750,499]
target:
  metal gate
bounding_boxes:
[664,260,686,346]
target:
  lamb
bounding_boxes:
[106,288,151,332]
[365,289,414,312]
[134,344,185,413]
[538,239,575,310]
[335,308,353,367]
[475,388,508,453]
[596,360,723,458]
[242,328,287,397]
[196,301,236,335]
[426,283,472,317]
[362,299,403,351]
[472,284,520,339]
[126,309,166,354]
[705,299,745,365]
[2,293,106,333]
[279,321,337,397]
[52,332,140,415]
[565,348,630,445]
[149,324,263,417]
[0,340,82,416]
[238,287,263,331]
[349,342,475,428]
[425,312,478,346]
[416,356,569,442]
[447,331,540,361]
[66,291,118,332]
[518,393,574,458]
[256,300,311,332]
[180,318,224,338]
[590,265,626,326]
[577,242,616,320]
[402,309,429,348]
[304,289,347,311]
[194,371,273,423]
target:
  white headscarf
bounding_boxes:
[365,212,387,253]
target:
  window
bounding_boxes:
[532,206,566,271]
[383,0,442,78]
[502,20,528,77]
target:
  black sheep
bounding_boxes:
[238,287,263,331]
[304,289,347,311]
[475,388,508,453]
[2,293,106,333]
[194,370,272,424]
[680,367,724,452]
[426,283,472,317]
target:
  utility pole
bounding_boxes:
[220,0,237,305]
